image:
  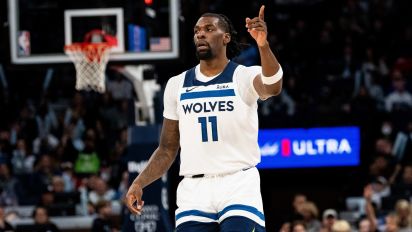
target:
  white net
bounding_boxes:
[65,43,111,93]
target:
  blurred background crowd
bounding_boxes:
[0,0,412,231]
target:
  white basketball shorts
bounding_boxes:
[175,167,265,228]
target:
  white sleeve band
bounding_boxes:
[261,65,283,85]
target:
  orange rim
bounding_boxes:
[64,42,112,62]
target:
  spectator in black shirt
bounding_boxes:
[24,206,60,232]
[391,164,412,197]
[91,200,118,232]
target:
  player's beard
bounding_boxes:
[196,48,213,60]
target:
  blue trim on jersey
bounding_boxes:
[180,89,235,100]
[176,210,218,221]
[183,61,239,88]
[176,204,264,222]
[218,204,265,221]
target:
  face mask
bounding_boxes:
[101,170,110,182]
[381,125,392,136]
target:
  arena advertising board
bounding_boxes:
[257,126,360,169]
[124,143,173,232]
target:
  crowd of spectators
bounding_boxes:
[230,0,412,231]
[182,0,412,231]
[0,0,412,231]
[0,75,133,231]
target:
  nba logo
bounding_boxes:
[18,31,31,56]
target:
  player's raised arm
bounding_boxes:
[125,118,180,215]
[246,5,283,99]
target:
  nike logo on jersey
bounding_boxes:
[186,86,199,92]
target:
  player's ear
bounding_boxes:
[223,33,231,45]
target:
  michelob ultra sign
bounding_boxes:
[257,126,360,169]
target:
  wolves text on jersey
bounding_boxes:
[182,100,234,114]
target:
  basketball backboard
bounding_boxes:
[8,0,179,64]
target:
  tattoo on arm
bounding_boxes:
[133,118,180,188]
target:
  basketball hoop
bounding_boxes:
[64,30,117,93]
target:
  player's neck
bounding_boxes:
[199,57,230,77]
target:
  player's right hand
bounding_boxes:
[125,182,145,215]
[245,5,267,47]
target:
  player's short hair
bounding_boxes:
[200,13,242,59]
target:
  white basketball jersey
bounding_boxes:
[164,61,261,176]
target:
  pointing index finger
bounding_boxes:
[259,5,265,21]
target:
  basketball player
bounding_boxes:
[126,5,282,232]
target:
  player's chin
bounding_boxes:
[196,50,212,60]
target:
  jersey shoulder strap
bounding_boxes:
[183,61,239,88]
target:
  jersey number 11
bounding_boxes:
[198,116,218,142]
